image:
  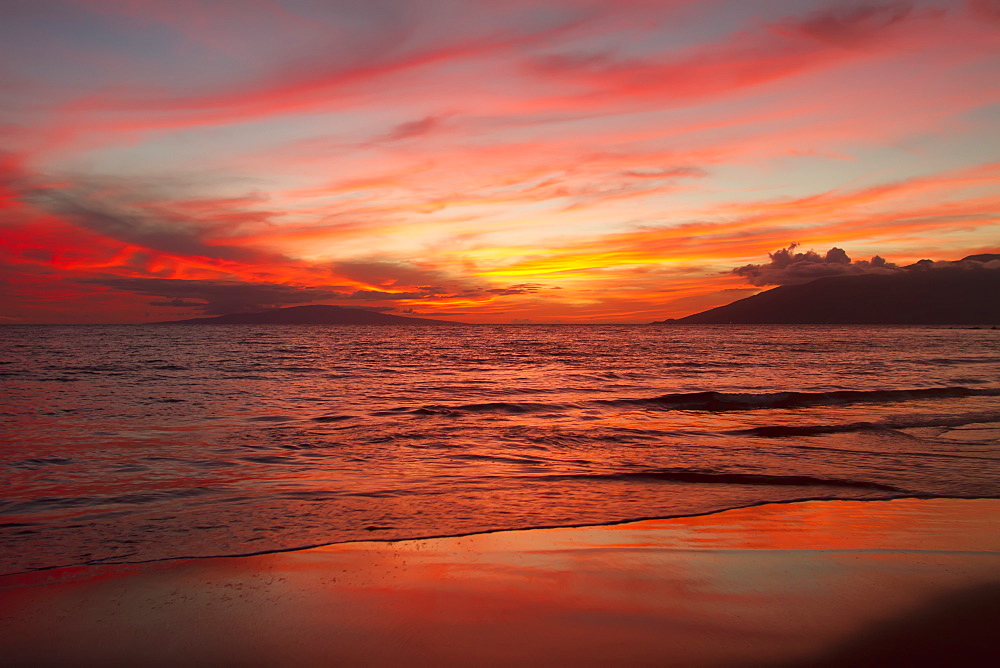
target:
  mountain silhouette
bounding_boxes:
[657,256,1000,325]
[156,305,466,325]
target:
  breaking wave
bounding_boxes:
[602,386,1000,411]
[534,467,905,491]
[731,411,1000,437]
[390,386,999,416]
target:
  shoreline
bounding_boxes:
[6,493,998,579]
[2,497,998,665]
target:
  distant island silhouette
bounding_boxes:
[656,255,1000,325]
[156,304,466,325]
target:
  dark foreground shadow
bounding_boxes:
[793,583,1000,667]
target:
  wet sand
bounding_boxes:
[2,498,998,666]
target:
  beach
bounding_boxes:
[2,497,997,666]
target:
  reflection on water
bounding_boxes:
[1,325,998,573]
[1,499,997,666]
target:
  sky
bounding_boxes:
[0,0,997,324]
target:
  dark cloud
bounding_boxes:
[331,259,470,290]
[339,304,397,313]
[330,260,504,301]
[83,277,346,314]
[147,298,210,308]
[907,255,1000,271]
[532,50,614,75]
[967,0,1000,23]
[621,166,707,179]
[486,283,546,296]
[81,274,500,316]
[345,289,444,300]
[3,164,280,265]
[782,2,913,47]
[379,115,444,142]
[337,279,555,301]
[734,244,899,286]
[27,187,273,263]
[399,308,470,316]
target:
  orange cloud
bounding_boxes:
[2,2,998,322]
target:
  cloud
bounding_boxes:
[81,277,346,314]
[33,190,264,262]
[344,289,445,300]
[967,0,1000,24]
[906,254,1000,271]
[399,307,470,316]
[43,2,594,145]
[338,304,398,313]
[147,298,211,308]
[527,1,923,109]
[378,115,445,142]
[76,265,546,316]
[4,166,282,267]
[330,259,480,293]
[620,166,707,179]
[781,2,913,48]
[471,159,999,283]
[733,244,899,286]
[485,283,547,295]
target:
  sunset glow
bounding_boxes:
[2,0,998,323]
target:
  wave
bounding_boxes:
[378,401,568,416]
[603,386,1000,412]
[732,411,1000,437]
[0,487,216,515]
[441,401,561,414]
[737,423,889,437]
[916,357,998,366]
[386,386,1000,417]
[311,414,353,422]
[535,467,905,491]
[8,457,75,469]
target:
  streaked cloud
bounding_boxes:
[0,0,996,322]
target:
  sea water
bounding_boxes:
[1,324,998,574]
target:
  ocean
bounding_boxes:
[2,324,998,575]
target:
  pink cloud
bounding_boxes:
[2,1,998,322]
